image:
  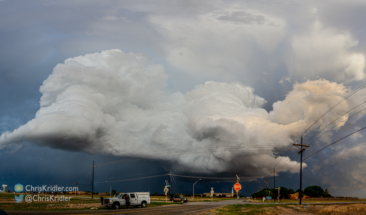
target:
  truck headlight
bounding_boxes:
[109,199,113,203]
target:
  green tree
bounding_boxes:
[111,189,117,196]
[288,188,295,194]
[279,187,289,199]
[324,188,332,197]
[304,185,325,197]
[296,189,304,198]
[251,189,273,198]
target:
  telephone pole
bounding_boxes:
[168,170,171,195]
[90,160,96,199]
[294,136,310,205]
[264,179,269,199]
[270,168,277,201]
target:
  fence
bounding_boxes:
[305,197,359,201]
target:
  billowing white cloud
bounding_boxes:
[288,22,365,82]
[0,49,361,179]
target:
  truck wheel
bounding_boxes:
[113,203,120,209]
[141,201,147,208]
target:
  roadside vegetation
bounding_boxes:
[251,185,332,199]
[197,203,366,215]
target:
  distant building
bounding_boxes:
[289,192,309,200]
[202,193,233,197]
[69,191,89,195]
[98,192,110,196]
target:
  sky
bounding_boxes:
[1,0,366,197]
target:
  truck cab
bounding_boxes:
[104,192,150,209]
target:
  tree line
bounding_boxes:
[251,185,331,199]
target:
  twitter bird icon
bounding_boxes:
[14,195,23,203]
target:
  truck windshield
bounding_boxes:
[116,194,124,198]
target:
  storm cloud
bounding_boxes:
[0,49,363,179]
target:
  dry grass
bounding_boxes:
[194,204,304,215]
[315,204,366,215]
[150,196,235,202]
[195,204,366,215]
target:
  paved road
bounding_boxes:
[5,200,240,215]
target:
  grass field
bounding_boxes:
[197,203,366,215]
[197,204,292,215]
[251,199,366,204]
[151,196,235,202]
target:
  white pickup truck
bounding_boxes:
[104,192,151,209]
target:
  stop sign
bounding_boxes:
[234,183,241,192]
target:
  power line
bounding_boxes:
[96,158,142,166]
[286,82,366,161]
[301,82,366,137]
[305,101,366,145]
[330,154,366,163]
[302,106,366,158]
[95,170,168,181]
[303,126,366,162]
[276,162,299,183]
[95,174,168,183]
[273,145,294,168]
[170,174,181,194]
[276,126,366,185]
[273,149,300,172]
[276,126,366,184]
[169,173,252,180]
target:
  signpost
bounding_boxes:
[233,180,241,204]
[164,186,169,202]
[164,180,170,203]
[210,187,214,202]
[275,187,281,202]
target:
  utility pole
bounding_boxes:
[168,170,171,196]
[193,179,201,199]
[264,179,269,200]
[294,136,310,205]
[270,168,277,201]
[259,187,263,200]
[90,160,96,199]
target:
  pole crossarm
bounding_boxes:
[270,172,278,175]
[293,143,310,147]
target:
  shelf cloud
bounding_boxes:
[0,49,361,179]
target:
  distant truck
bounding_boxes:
[104,192,151,209]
